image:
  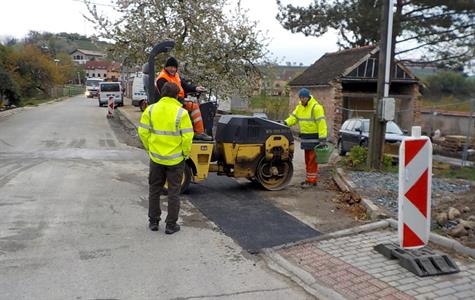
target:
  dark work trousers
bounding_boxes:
[148,159,184,224]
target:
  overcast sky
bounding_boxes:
[0,0,339,65]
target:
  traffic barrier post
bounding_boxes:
[107,96,114,119]
[398,126,432,249]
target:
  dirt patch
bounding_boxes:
[261,166,367,234]
[347,169,475,249]
[432,184,475,248]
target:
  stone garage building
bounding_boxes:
[288,46,421,142]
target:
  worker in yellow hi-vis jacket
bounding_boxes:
[138,82,194,234]
[285,88,327,188]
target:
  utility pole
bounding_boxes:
[461,99,474,167]
[368,0,394,169]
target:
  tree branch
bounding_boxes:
[402,4,440,17]
[396,23,475,44]
[396,32,474,55]
[400,50,472,65]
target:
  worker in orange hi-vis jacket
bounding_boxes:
[155,57,212,141]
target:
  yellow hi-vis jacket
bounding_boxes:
[138,96,194,166]
[285,96,327,149]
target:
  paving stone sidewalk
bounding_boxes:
[274,229,475,300]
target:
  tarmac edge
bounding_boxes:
[116,105,138,129]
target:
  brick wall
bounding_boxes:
[397,84,420,132]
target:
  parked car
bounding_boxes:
[98,82,123,107]
[337,118,405,156]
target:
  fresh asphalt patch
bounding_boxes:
[186,174,320,253]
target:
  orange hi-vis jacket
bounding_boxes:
[156,70,185,98]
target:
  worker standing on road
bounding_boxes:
[138,82,194,234]
[155,57,212,141]
[285,88,327,188]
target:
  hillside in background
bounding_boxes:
[4,31,112,58]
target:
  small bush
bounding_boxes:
[348,146,368,167]
[382,155,398,173]
[382,155,393,168]
[345,146,398,171]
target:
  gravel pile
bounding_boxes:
[348,171,471,215]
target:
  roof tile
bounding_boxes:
[290,45,377,86]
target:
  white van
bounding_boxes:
[131,73,147,110]
[85,78,102,98]
[98,82,123,107]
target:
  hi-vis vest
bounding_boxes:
[156,70,185,98]
[138,96,194,166]
[285,96,327,149]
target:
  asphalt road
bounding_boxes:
[0,96,310,300]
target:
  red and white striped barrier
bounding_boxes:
[398,126,432,249]
[107,96,114,118]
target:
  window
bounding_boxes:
[86,80,101,87]
[346,120,356,131]
[386,121,403,135]
[341,120,350,131]
[100,83,120,92]
[362,120,370,132]
[92,73,95,77]
[353,120,362,132]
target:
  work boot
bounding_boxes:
[148,218,159,231]
[300,180,317,189]
[193,133,213,141]
[165,223,181,235]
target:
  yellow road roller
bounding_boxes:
[182,114,294,192]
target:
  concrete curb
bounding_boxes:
[271,220,390,251]
[261,249,346,300]
[116,107,138,130]
[361,197,389,220]
[0,107,29,120]
[0,96,73,120]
